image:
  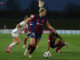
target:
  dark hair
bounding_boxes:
[49,32,58,38]
[24,15,28,20]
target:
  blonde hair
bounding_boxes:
[39,7,46,12]
[39,0,44,8]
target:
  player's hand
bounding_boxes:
[53,29,56,33]
[65,43,69,48]
[22,27,25,31]
[50,30,56,33]
[19,31,22,34]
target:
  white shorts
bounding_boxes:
[11,31,19,37]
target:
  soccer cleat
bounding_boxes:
[57,50,62,53]
[24,49,28,56]
[6,49,11,53]
[28,54,32,58]
[8,46,11,50]
[6,46,11,53]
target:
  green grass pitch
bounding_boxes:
[0,34,80,60]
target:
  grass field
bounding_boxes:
[0,34,80,60]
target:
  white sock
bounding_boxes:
[9,43,16,48]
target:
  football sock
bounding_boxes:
[27,44,33,51]
[9,43,16,49]
[29,46,36,55]
[24,38,28,45]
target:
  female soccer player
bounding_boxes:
[47,32,68,53]
[6,16,29,53]
[22,8,56,58]
[22,0,45,48]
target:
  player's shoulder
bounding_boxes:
[30,14,36,18]
[30,14,39,20]
[19,21,24,25]
[20,21,24,23]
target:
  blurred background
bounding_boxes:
[0,0,80,30]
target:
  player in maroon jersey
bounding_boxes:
[23,0,45,48]
[48,32,68,53]
[22,8,56,58]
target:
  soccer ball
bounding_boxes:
[43,51,51,58]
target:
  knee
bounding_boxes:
[30,41,35,46]
[25,36,28,39]
[30,43,35,46]
[16,41,20,44]
[29,38,36,46]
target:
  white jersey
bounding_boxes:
[12,21,28,33]
[11,21,28,37]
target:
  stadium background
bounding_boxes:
[0,0,80,30]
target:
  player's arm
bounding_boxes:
[57,33,65,42]
[22,18,30,30]
[56,33,65,43]
[16,24,22,34]
[57,33,63,40]
[22,15,35,30]
[46,20,56,33]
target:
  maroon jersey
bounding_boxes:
[48,32,62,44]
[28,14,48,34]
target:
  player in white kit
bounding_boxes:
[6,16,29,53]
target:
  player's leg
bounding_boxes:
[28,38,35,50]
[6,32,20,53]
[24,37,35,57]
[6,36,20,53]
[13,36,20,44]
[10,36,20,47]
[23,32,30,48]
[29,39,40,55]
[35,39,39,48]
[28,38,36,58]
[7,38,16,53]
[28,34,41,56]
[55,40,65,53]
[23,36,28,48]
[24,32,36,57]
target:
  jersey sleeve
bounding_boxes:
[30,15,36,21]
[19,21,24,26]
